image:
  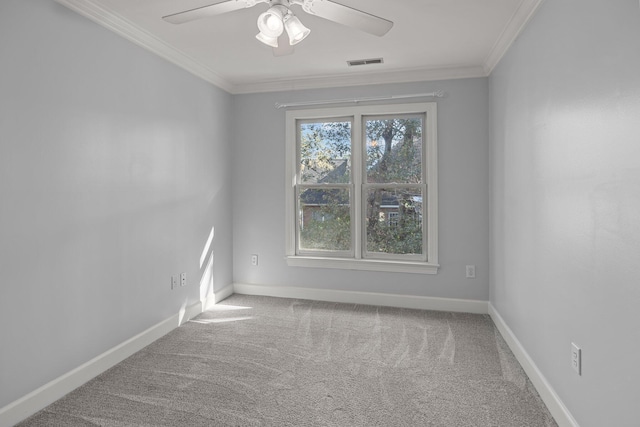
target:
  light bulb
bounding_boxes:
[266,14,281,31]
[257,6,286,38]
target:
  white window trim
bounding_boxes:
[285,102,439,274]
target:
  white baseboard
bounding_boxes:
[233,283,488,314]
[488,303,579,427]
[0,300,205,427]
[205,283,235,310]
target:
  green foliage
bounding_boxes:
[366,217,422,254]
[300,121,351,184]
[300,208,351,252]
[365,189,423,255]
[366,118,423,184]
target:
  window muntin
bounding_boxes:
[296,118,353,257]
[285,103,438,274]
[363,113,426,261]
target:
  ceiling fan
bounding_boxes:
[162,0,393,55]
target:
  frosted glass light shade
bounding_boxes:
[257,6,285,38]
[284,15,310,45]
[256,31,279,48]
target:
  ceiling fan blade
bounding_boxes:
[303,0,393,36]
[163,0,258,24]
[273,33,295,57]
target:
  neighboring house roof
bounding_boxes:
[301,158,349,184]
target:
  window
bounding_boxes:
[285,102,438,274]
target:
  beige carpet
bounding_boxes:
[19,294,557,426]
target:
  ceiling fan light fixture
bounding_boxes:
[256,31,279,47]
[283,14,310,45]
[163,0,394,53]
[256,5,286,38]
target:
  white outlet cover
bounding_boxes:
[465,265,476,278]
[571,342,581,375]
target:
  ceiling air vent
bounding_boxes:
[347,58,384,67]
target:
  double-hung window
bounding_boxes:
[285,102,438,274]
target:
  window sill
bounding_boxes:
[285,256,439,274]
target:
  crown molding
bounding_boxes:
[56,0,542,94]
[230,65,487,94]
[55,0,235,93]
[483,0,545,74]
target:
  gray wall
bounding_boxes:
[0,0,233,408]
[232,78,490,301]
[489,1,640,426]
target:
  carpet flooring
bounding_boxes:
[19,294,557,426]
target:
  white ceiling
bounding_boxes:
[56,0,543,94]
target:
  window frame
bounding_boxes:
[285,102,439,274]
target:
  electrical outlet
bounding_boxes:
[571,343,582,375]
[251,254,258,266]
[180,272,186,287]
[465,265,476,278]
[171,275,178,290]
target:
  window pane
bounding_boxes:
[365,187,423,255]
[299,120,351,184]
[365,115,423,184]
[299,188,351,252]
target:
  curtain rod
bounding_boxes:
[274,91,446,109]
